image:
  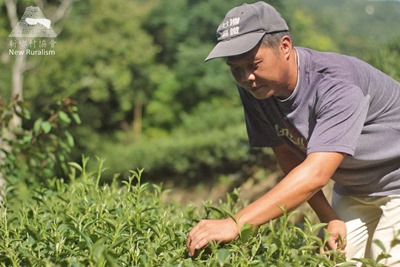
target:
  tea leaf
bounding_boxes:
[217,248,230,265]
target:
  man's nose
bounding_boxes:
[241,69,255,83]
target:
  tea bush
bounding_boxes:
[0,157,390,266]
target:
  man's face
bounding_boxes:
[226,42,293,100]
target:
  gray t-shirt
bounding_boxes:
[239,47,400,196]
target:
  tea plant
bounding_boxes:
[0,157,390,266]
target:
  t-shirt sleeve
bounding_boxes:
[238,87,284,148]
[307,83,369,156]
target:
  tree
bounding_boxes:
[23,0,162,140]
[0,0,74,201]
[145,0,287,115]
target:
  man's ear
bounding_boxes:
[281,36,293,59]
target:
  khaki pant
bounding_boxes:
[332,192,400,266]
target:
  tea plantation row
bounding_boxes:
[0,158,385,266]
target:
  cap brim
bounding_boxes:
[205,32,265,61]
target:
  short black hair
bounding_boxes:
[261,31,292,56]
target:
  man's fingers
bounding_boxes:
[187,234,210,256]
[327,236,338,250]
[187,220,211,256]
[327,236,347,254]
[187,220,221,256]
[324,219,347,254]
[186,219,239,257]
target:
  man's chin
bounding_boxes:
[250,91,272,100]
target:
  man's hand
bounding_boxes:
[186,218,239,257]
[325,219,347,254]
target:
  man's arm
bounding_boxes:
[272,144,339,222]
[232,145,344,226]
[187,144,345,256]
[273,144,346,252]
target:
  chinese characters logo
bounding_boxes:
[9,6,57,56]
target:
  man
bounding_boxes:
[186,1,400,265]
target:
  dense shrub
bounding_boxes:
[0,158,366,266]
[0,97,80,186]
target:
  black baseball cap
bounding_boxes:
[205,1,289,61]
